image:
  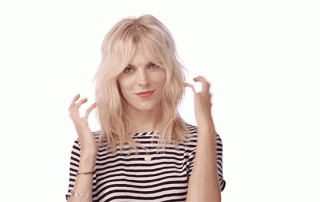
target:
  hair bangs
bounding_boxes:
[112,36,140,79]
[137,29,170,69]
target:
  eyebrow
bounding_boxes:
[127,62,154,67]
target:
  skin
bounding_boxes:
[68,45,220,201]
[184,77,221,202]
[117,47,166,133]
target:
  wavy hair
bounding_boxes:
[93,14,190,156]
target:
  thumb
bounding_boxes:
[184,83,196,94]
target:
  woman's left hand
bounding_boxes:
[184,76,213,124]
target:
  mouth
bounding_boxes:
[135,91,155,95]
[135,91,155,98]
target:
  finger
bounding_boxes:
[85,102,97,117]
[193,76,210,93]
[184,83,196,94]
[70,94,80,108]
[74,98,88,110]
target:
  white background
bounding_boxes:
[1,0,319,201]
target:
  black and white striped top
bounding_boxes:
[66,123,226,201]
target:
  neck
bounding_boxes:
[127,106,162,134]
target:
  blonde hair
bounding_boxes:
[93,14,190,156]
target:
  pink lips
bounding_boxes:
[135,91,154,98]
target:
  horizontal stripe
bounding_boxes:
[66,123,226,201]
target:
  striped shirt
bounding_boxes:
[66,123,226,201]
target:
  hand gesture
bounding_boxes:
[184,76,213,124]
[68,94,98,156]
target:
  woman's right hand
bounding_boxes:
[69,94,98,156]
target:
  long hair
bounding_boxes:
[93,14,191,156]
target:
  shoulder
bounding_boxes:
[93,130,101,139]
[183,122,198,144]
[185,122,198,134]
[183,122,222,142]
[73,130,101,145]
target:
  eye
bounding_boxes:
[124,63,158,74]
[124,67,134,73]
[149,63,158,69]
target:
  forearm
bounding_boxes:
[68,153,96,202]
[187,120,221,202]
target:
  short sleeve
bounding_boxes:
[65,139,81,200]
[187,130,226,192]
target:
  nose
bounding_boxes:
[137,70,150,86]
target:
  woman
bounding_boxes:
[66,14,226,202]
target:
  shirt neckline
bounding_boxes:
[130,131,159,137]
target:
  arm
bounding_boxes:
[67,153,96,202]
[186,120,221,202]
[67,94,98,202]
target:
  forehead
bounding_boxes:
[128,46,157,66]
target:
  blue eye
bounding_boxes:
[124,67,133,73]
[124,63,158,74]
[150,63,158,68]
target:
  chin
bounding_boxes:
[132,102,159,111]
[135,105,157,111]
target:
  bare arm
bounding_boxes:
[186,122,221,202]
[184,76,221,201]
[67,94,98,202]
[67,152,96,202]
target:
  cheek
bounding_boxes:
[153,71,166,85]
[118,78,134,94]
[159,77,166,88]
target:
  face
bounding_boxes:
[117,48,166,114]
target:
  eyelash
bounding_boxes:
[124,63,159,73]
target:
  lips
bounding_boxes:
[135,91,155,96]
